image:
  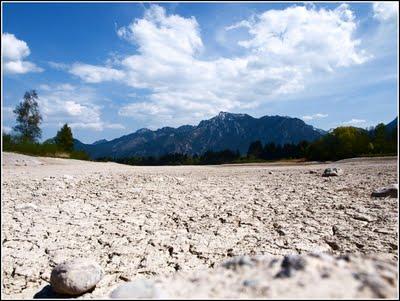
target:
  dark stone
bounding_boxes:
[371,184,398,198]
[322,168,342,177]
[33,285,71,299]
[325,240,340,250]
[281,255,306,271]
[275,255,306,278]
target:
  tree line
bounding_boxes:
[243,124,396,162]
[100,122,397,165]
[3,90,89,159]
[2,90,397,164]
[99,149,243,166]
[306,124,397,161]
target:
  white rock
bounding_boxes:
[50,258,103,295]
[322,168,343,177]
[15,203,39,211]
[109,279,165,299]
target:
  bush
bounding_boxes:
[70,150,90,160]
[2,133,90,160]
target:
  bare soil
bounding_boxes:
[1,152,398,298]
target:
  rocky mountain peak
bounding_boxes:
[74,112,326,159]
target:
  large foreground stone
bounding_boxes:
[109,279,165,299]
[371,184,398,198]
[50,259,103,295]
[153,254,398,299]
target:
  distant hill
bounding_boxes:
[74,112,326,159]
[364,117,398,136]
[92,139,108,145]
[386,117,398,132]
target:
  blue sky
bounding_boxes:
[2,2,398,143]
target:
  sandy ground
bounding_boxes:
[1,152,398,299]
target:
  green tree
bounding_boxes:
[247,140,263,158]
[55,123,74,151]
[373,123,387,154]
[2,133,12,148]
[263,142,277,160]
[297,140,310,158]
[306,127,371,161]
[388,125,398,154]
[13,90,42,142]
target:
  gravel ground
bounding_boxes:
[1,152,398,299]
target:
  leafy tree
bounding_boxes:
[282,143,297,158]
[247,140,263,158]
[387,125,398,154]
[13,90,42,142]
[2,133,12,147]
[307,126,371,160]
[200,149,239,164]
[297,140,310,158]
[373,123,387,154]
[55,123,74,151]
[263,142,277,160]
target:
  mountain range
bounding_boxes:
[74,112,327,159]
[386,117,398,132]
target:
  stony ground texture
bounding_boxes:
[1,152,398,298]
[153,253,398,299]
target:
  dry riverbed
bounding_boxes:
[1,152,398,298]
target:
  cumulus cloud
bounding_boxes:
[2,126,12,134]
[2,33,43,74]
[2,106,14,118]
[48,61,69,71]
[69,122,125,131]
[342,118,366,125]
[117,4,203,61]
[69,63,125,83]
[302,113,328,121]
[70,4,370,127]
[119,101,171,117]
[373,2,398,22]
[36,84,125,131]
[228,4,370,70]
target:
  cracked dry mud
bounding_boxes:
[1,152,398,299]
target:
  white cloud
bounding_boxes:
[69,63,125,83]
[69,122,125,131]
[2,126,12,134]
[117,5,203,61]
[57,83,75,91]
[119,101,171,117]
[2,33,30,60]
[302,113,328,121]
[2,106,14,120]
[48,61,69,70]
[39,84,51,91]
[70,4,370,127]
[373,2,398,22]
[2,33,43,74]
[37,83,125,131]
[228,4,370,70]
[342,118,366,125]
[4,60,43,74]
[126,92,138,98]
[104,123,126,130]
